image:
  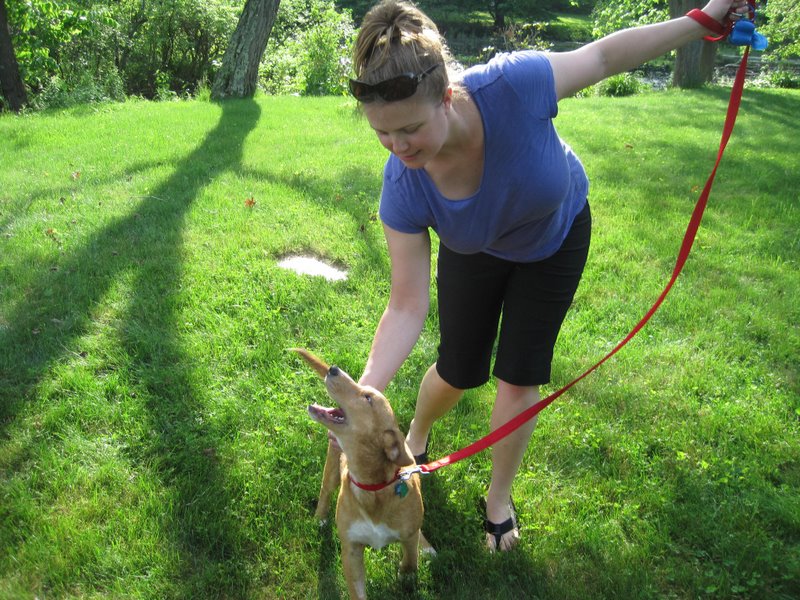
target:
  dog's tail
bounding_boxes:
[290,348,330,379]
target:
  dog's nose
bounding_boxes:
[329,365,340,376]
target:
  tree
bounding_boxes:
[0,0,27,111]
[593,0,716,89]
[471,0,552,30]
[763,0,800,58]
[591,0,669,37]
[212,0,280,99]
[670,0,716,88]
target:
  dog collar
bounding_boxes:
[347,470,401,492]
[348,465,427,495]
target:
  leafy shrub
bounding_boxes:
[155,71,179,101]
[765,67,800,89]
[260,0,356,96]
[33,69,126,110]
[591,0,668,38]
[122,0,240,97]
[595,73,646,97]
[478,22,550,63]
[8,0,239,104]
[7,1,119,94]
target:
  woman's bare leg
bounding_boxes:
[485,380,540,551]
[405,363,463,457]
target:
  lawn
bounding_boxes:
[1,86,798,599]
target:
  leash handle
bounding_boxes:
[686,8,732,41]
[420,47,752,477]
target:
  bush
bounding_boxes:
[594,72,646,97]
[32,69,126,110]
[260,0,356,96]
[764,67,800,89]
[478,22,551,63]
[122,0,240,97]
[591,0,668,39]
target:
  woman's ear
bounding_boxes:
[443,87,453,111]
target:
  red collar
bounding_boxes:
[347,464,426,492]
[347,469,401,492]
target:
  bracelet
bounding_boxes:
[686,8,728,38]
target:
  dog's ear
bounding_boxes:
[291,348,329,379]
[383,429,415,467]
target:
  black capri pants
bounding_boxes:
[435,202,591,389]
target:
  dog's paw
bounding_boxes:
[398,567,419,581]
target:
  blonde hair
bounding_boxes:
[353,0,453,103]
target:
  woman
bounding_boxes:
[351,0,748,551]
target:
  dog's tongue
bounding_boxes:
[308,404,345,423]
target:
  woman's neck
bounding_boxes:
[441,93,481,157]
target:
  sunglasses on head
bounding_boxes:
[349,63,440,103]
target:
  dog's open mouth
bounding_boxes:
[308,403,346,425]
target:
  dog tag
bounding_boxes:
[394,481,408,498]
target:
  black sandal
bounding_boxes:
[482,498,519,552]
[413,440,430,465]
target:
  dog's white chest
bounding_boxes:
[346,519,400,549]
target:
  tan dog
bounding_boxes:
[294,349,434,600]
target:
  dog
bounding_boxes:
[294,348,434,600]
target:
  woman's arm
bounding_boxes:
[548,0,749,100]
[359,224,432,391]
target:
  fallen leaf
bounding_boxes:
[244,196,256,208]
[45,228,62,245]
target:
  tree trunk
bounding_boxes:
[670,0,717,88]
[212,0,280,100]
[0,0,27,111]
[491,0,505,30]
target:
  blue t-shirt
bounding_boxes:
[378,51,589,263]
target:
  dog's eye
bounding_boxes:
[364,394,373,405]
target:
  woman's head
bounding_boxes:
[351,0,451,104]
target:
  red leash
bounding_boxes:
[407,16,752,479]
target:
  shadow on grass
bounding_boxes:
[316,520,342,600]
[0,99,262,597]
[422,474,543,599]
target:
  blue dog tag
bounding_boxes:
[394,481,408,498]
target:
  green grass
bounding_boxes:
[544,12,594,43]
[1,88,799,599]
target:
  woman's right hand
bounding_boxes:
[701,0,751,24]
